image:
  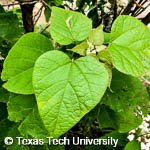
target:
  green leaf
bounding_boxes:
[68,42,89,56]
[5,123,24,150]
[50,7,92,45]
[44,7,51,23]
[0,11,23,41]
[103,64,112,89]
[99,70,149,132]
[7,94,36,122]
[100,131,128,147]
[19,106,48,139]
[108,43,145,77]
[33,50,108,138]
[53,0,63,6]
[0,88,9,103]
[101,69,149,116]
[0,121,30,150]
[0,119,14,142]
[104,32,110,44]
[98,105,142,133]
[98,105,117,129]
[88,24,104,46]
[140,49,150,72]
[1,33,53,94]
[98,49,113,65]
[124,140,141,150]
[45,0,62,6]
[108,15,150,77]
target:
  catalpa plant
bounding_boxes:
[0,6,150,149]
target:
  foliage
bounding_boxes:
[0,3,150,150]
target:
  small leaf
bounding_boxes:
[33,50,108,138]
[50,7,92,45]
[1,33,53,94]
[104,64,112,88]
[124,140,141,150]
[101,69,149,116]
[19,106,48,139]
[54,0,63,6]
[88,24,104,46]
[104,32,110,44]
[100,131,128,147]
[98,48,113,65]
[95,45,106,52]
[5,123,24,150]
[100,69,149,132]
[86,52,98,60]
[98,105,142,133]
[98,105,117,129]
[7,94,36,122]
[44,7,51,22]
[68,42,88,56]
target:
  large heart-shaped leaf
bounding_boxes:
[1,33,53,94]
[33,50,108,138]
[108,15,150,77]
[50,7,92,45]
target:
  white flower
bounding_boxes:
[137,136,142,142]
[141,142,147,150]
[0,52,4,60]
[91,50,97,54]
[116,0,129,14]
[128,112,150,150]
[145,141,150,149]
[104,7,110,14]
[87,41,94,50]
[104,2,111,8]
[145,115,150,121]
[127,134,135,141]
[86,49,91,55]
[117,0,129,7]
[63,0,78,10]
[0,55,4,61]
